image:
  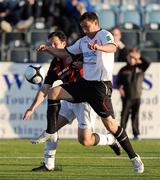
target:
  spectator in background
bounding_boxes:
[0,0,34,32]
[40,0,78,41]
[116,48,150,140]
[41,0,62,29]
[0,0,12,32]
[112,26,128,62]
[65,0,95,43]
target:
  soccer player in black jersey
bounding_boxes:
[23,31,120,171]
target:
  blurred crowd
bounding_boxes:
[0,0,160,62]
[0,0,95,42]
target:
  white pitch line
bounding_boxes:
[0,156,159,160]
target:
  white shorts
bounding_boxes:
[59,101,97,129]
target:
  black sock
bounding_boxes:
[114,126,136,159]
[93,133,100,146]
[46,99,61,134]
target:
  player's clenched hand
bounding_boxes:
[37,44,47,51]
[88,42,99,51]
[23,108,34,121]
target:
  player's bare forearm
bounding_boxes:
[99,43,117,52]
[23,90,46,121]
[31,90,46,110]
[37,44,70,59]
[88,43,117,53]
[46,46,70,59]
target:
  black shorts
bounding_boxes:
[61,78,115,118]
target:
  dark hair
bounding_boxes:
[80,12,99,23]
[112,26,121,32]
[128,48,140,54]
[48,31,67,42]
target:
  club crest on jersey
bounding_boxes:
[106,35,111,41]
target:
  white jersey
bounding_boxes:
[66,29,116,81]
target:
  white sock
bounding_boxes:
[44,132,58,170]
[96,133,116,145]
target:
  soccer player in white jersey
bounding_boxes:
[28,12,144,173]
[23,31,120,172]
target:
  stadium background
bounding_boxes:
[0,0,160,139]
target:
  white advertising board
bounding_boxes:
[0,62,160,139]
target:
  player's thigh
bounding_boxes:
[48,85,73,100]
[74,103,96,129]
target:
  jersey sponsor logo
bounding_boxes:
[56,66,70,77]
[83,62,96,65]
[83,51,97,58]
[82,39,88,43]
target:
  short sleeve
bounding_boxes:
[66,39,82,55]
[100,30,116,46]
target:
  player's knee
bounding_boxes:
[78,137,92,147]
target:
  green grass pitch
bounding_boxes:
[0,139,160,180]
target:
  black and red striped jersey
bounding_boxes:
[44,54,83,85]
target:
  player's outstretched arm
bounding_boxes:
[88,43,117,53]
[37,44,70,59]
[23,84,50,121]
